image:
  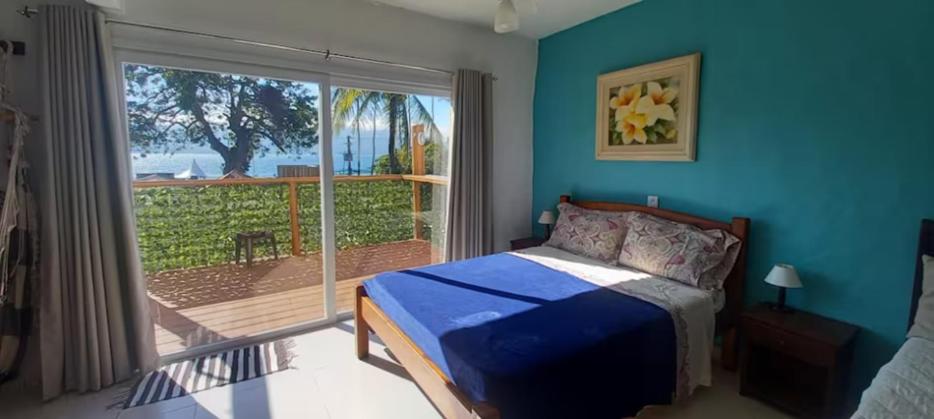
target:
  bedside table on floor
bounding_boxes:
[510,237,546,251]
[740,303,859,418]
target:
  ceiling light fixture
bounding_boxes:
[494,0,519,34]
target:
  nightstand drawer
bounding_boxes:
[743,318,835,365]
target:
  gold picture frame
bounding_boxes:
[595,53,700,161]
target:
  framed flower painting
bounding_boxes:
[595,53,700,161]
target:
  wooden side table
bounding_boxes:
[740,303,859,418]
[510,237,546,251]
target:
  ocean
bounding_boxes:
[132,130,390,178]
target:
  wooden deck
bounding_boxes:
[148,239,438,355]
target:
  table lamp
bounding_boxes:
[764,264,803,312]
[538,210,555,239]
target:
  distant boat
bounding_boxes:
[176,159,207,179]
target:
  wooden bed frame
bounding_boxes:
[354,195,750,419]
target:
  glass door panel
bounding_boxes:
[328,87,452,313]
[122,62,326,356]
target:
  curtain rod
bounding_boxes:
[16,6,456,77]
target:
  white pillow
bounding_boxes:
[908,255,934,340]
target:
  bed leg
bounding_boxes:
[721,327,738,371]
[355,285,370,359]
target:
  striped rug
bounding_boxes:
[123,339,295,408]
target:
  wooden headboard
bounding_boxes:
[909,219,934,330]
[559,195,750,369]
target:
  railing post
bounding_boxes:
[412,126,426,241]
[288,180,302,256]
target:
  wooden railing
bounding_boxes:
[132,173,448,257]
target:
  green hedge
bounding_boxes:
[134,180,435,273]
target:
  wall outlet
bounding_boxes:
[647,195,659,208]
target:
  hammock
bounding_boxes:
[0,41,30,304]
[0,39,35,384]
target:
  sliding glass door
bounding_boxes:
[117,53,451,357]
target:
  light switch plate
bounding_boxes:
[647,195,659,208]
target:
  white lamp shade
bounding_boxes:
[494,0,519,33]
[538,210,555,225]
[764,264,803,289]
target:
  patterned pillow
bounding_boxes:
[618,212,742,290]
[544,203,631,263]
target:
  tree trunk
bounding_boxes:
[400,97,411,152]
[371,111,377,175]
[355,119,361,175]
[222,153,252,175]
[388,99,400,174]
[224,127,254,174]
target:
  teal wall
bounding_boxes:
[532,0,934,395]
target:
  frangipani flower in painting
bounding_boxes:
[618,112,648,144]
[635,83,677,127]
[647,82,678,108]
[609,84,642,116]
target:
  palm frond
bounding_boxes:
[331,88,372,130]
[407,96,444,143]
[351,93,383,129]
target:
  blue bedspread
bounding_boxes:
[363,253,676,419]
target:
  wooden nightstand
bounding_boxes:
[740,303,859,418]
[510,237,546,251]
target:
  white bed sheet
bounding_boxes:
[511,246,721,397]
[853,337,934,419]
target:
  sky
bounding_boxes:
[124,64,452,178]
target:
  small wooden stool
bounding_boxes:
[235,231,278,268]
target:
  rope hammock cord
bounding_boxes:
[0,40,31,304]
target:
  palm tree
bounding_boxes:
[332,88,441,174]
[369,106,379,174]
[331,88,367,175]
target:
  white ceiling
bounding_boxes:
[368,0,642,39]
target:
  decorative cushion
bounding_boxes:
[544,203,631,264]
[618,212,742,290]
[909,255,934,340]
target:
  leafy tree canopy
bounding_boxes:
[125,64,319,174]
[373,142,441,175]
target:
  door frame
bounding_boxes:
[113,49,452,363]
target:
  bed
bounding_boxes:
[852,219,934,419]
[354,195,750,419]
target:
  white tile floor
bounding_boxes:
[1,321,791,419]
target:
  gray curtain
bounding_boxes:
[445,69,494,261]
[37,5,157,400]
